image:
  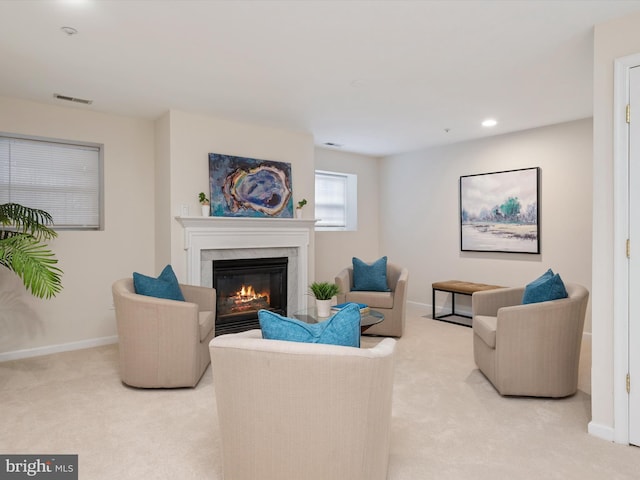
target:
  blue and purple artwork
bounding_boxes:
[208,153,293,218]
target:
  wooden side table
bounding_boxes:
[432,280,504,326]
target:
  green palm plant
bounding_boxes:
[0,203,63,299]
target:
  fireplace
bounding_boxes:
[213,257,288,335]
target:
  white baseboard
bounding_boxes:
[407,300,429,311]
[0,335,118,363]
[588,421,615,442]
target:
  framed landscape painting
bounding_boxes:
[460,167,540,254]
[208,153,293,218]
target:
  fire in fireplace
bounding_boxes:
[213,257,288,335]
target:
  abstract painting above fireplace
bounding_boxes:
[208,152,293,218]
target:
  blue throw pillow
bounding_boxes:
[522,271,568,304]
[352,256,390,292]
[259,303,361,347]
[133,264,185,302]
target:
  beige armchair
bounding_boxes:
[472,282,589,398]
[112,278,216,388]
[209,330,396,480]
[335,262,408,337]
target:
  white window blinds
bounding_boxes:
[315,172,347,227]
[0,134,102,229]
[315,170,357,231]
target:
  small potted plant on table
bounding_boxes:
[309,281,340,317]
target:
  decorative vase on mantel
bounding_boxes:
[295,198,307,219]
[198,192,210,217]
[316,299,332,318]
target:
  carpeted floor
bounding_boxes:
[1,304,639,479]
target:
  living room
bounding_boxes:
[2,1,640,477]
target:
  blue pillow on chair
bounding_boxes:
[259,303,361,347]
[352,256,390,292]
[522,269,568,304]
[133,264,185,302]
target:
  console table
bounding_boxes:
[432,280,504,326]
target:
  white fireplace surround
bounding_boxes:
[176,216,316,314]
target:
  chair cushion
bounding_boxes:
[346,291,394,309]
[132,264,185,302]
[352,256,390,292]
[522,270,568,304]
[199,311,215,341]
[259,304,361,347]
[474,315,497,348]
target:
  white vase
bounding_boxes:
[295,209,303,219]
[201,204,210,216]
[316,299,332,318]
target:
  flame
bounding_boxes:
[234,285,270,304]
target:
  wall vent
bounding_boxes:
[53,93,93,105]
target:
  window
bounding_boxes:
[314,170,357,231]
[0,133,103,229]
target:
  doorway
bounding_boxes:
[613,53,640,446]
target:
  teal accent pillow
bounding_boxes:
[259,303,361,347]
[352,256,390,292]
[133,264,185,302]
[522,270,568,304]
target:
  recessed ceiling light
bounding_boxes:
[482,119,498,127]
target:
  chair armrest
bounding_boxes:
[472,287,523,317]
[497,296,586,331]
[335,268,351,304]
[394,268,408,297]
[180,284,216,311]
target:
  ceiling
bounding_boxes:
[2,0,640,157]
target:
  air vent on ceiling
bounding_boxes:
[53,93,93,105]
[323,142,343,148]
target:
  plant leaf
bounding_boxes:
[0,235,63,299]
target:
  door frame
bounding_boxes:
[613,53,640,444]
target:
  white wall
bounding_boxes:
[0,96,155,358]
[160,110,316,281]
[379,119,593,328]
[314,147,381,283]
[591,10,640,441]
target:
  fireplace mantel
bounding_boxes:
[176,216,316,311]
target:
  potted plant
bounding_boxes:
[295,198,307,219]
[0,203,63,299]
[199,192,210,217]
[309,281,339,317]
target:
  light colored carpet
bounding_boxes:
[1,305,639,479]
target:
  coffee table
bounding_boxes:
[293,307,384,333]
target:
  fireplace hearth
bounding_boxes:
[213,257,288,335]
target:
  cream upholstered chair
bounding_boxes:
[335,262,408,337]
[209,330,396,480]
[472,282,589,398]
[112,278,215,388]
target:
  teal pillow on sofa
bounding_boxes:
[522,269,568,304]
[259,303,361,347]
[133,264,185,302]
[352,256,390,292]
